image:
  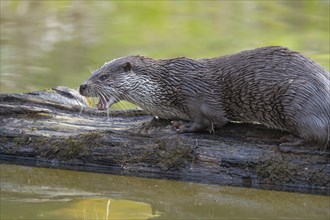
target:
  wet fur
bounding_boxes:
[80,46,330,148]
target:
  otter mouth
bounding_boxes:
[97,95,117,110]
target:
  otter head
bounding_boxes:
[79,56,142,110]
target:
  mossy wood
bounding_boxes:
[0,87,329,195]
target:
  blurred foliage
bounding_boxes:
[1,0,329,94]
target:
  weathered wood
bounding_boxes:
[0,86,329,195]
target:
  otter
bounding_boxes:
[79,46,330,148]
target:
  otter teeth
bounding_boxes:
[97,96,116,110]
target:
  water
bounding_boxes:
[1,164,329,220]
[1,1,329,219]
[1,1,329,93]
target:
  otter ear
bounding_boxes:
[123,62,132,72]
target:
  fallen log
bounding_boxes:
[0,86,329,195]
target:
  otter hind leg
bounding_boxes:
[294,115,330,148]
[279,135,305,146]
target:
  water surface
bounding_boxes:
[1,164,329,219]
[1,1,329,93]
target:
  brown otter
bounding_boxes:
[79,46,330,147]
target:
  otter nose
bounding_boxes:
[79,84,87,94]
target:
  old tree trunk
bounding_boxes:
[0,86,329,195]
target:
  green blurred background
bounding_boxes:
[1,0,329,93]
[1,2,330,219]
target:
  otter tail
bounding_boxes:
[297,80,330,148]
[297,113,330,148]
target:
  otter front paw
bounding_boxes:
[171,120,208,133]
[171,120,188,132]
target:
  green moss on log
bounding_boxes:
[156,138,195,171]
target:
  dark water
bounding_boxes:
[1,1,329,219]
[1,165,329,220]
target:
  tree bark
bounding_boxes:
[0,86,329,195]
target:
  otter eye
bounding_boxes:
[123,62,132,72]
[100,75,108,81]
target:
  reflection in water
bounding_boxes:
[1,164,329,219]
[47,198,159,220]
[1,164,160,219]
[4,197,159,220]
